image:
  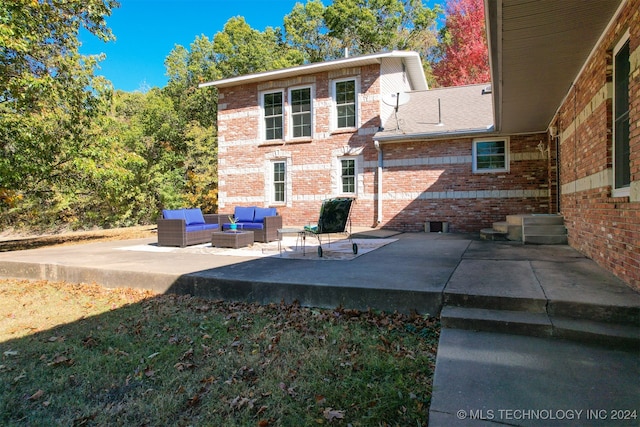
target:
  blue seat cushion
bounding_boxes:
[163,209,186,221]
[234,206,256,222]
[239,222,264,230]
[185,223,218,232]
[254,207,276,223]
[184,208,205,225]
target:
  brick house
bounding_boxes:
[485,0,639,289]
[201,51,548,232]
[201,0,639,289]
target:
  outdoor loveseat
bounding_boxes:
[157,208,222,247]
[222,206,282,243]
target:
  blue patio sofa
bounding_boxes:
[157,208,223,247]
[222,206,282,243]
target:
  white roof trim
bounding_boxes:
[199,50,427,90]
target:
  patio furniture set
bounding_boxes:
[157,198,357,257]
[157,206,282,248]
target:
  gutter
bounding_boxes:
[374,126,496,144]
[374,140,383,224]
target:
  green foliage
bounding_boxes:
[213,17,304,78]
[0,0,446,231]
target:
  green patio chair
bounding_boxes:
[304,197,357,257]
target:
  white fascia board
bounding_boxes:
[199,51,426,90]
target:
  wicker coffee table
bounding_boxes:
[211,230,254,248]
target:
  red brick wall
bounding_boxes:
[378,134,550,232]
[556,0,640,289]
[217,64,551,234]
[217,64,381,226]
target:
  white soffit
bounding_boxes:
[486,0,624,134]
[199,51,428,91]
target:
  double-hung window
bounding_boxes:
[263,91,283,141]
[340,158,356,194]
[290,87,312,138]
[272,161,286,203]
[333,78,357,129]
[613,34,630,196]
[473,138,509,173]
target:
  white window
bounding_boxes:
[261,91,283,141]
[331,78,359,130]
[473,138,510,173]
[273,161,286,203]
[340,157,357,194]
[289,86,312,138]
[613,33,630,196]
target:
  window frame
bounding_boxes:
[288,85,313,140]
[472,137,510,173]
[612,32,630,197]
[260,89,284,142]
[339,157,357,195]
[331,77,359,131]
[272,160,286,204]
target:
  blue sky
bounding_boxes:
[79,0,314,92]
[79,0,441,93]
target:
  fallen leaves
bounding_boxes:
[323,407,346,421]
[0,280,439,426]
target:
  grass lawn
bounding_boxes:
[0,279,439,426]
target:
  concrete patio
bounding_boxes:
[0,231,638,426]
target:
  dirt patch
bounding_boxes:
[0,225,157,252]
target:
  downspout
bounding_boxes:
[374,140,383,224]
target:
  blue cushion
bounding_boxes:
[184,208,205,225]
[234,206,255,222]
[185,224,205,232]
[240,222,264,230]
[185,223,218,232]
[254,207,276,223]
[163,209,185,221]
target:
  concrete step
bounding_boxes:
[548,299,640,326]
[522,224,567,235]
[444,292,547,313]
[551,317,640,349]
[440,306,553,338]
[440,306,640,349]
[521,214,565,226]
[446,289,638,327]
[523,234,568,244]
[479,228,508,241]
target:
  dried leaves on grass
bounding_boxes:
[0,279,439,426]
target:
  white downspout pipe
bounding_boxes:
[374,140,383,224]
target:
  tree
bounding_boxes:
[284,0,342,63]
[0,0,119,228]
[323,0,440,58]
[431,0,489,87]
[213,17,304,78]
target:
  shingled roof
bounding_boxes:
[374,83,494,143]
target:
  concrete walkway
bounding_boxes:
[0,232,638,426]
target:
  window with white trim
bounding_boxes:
[262,91,283,141]
[332,78,358,129]
[613,34,630,195]
[340,158,356,194]
[473,138,509,173]
[272,161,286,203]
[289,87,312,138]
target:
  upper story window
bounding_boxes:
[473,138,510,173]
[613,34,630,196]
[262,91,283,141]
[289,87,312,138]
[332,78,358,130]
[340,158,356,194]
